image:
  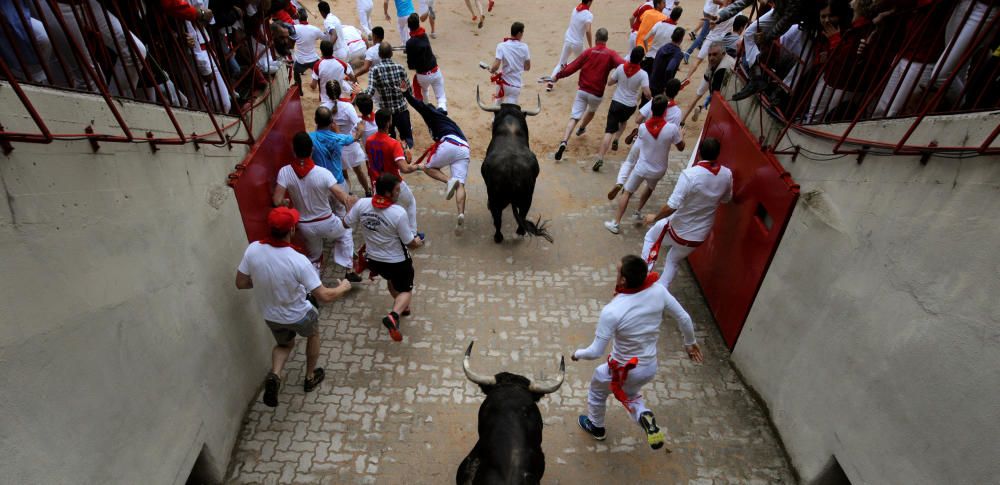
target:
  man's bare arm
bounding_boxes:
[235,271,253,289]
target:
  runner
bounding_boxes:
[383,0,416,44]
[417,0,437,38]
[547,0,594,91]
[365,108,422,237]
[405,13,448,112]
[488,22,531,105]
[593,46,650,172]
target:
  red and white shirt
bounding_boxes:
[311,56,354,106]
[666,163,733,242]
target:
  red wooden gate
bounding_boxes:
[688,98,799,350]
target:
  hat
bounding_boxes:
[267,207,299,231]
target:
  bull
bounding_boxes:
[476,88,553,244]
[457,341,565,485]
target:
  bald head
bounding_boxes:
[379,41,393,59]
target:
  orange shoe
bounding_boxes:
[382,312,403,342]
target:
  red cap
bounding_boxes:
[267,207,300,231]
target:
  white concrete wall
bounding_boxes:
[725,95,1000,483]
[0,80,289,484]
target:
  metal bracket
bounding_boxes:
[856,145,870,165]
[920,142,938,165]
[0,125,13,155]
[146,131,159,153]
[191,132,200,151]
[84,125,100,152]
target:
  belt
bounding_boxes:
[608,356,640,413]
[418,65,440,76]
[299,213,334,224]
[668,223,703,248]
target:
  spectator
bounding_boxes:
[365,42,415,147]
[680,43,734,125]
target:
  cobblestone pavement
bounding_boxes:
[226,150,795,484]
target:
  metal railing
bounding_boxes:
[0,0,289,152]
[738,0,999,155]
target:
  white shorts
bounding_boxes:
[426,136,471,184]
[342,142,366,169]
[571,90,603,120]
[623,169,662,194]
[497,84,521,104]
[418,0,436,17]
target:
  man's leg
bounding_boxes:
[550,42,574,80]
[431,70,447,112]
[577,110,597,134]
[324,217,355,271]
[352,165,372,196]
[610,142,641,199]
[271,341,293,375]
[659,240,697,288]
[620,362,664,449]
[635,182,656,213]
[298,223,325,272]
[585,363,613,429]
[305,334,320,377]
[394,110,415,148]
[685,16,711,58]
[614,191,633,226]
[397,16,409,44]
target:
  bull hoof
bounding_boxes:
[516,226,526,236]
[494,233,504,243]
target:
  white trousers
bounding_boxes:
[496,83,521,105]
[357,0,373,36]
[397,16,410,45]
[743,9,774,66]
[297,215,354,269]
[616,142,641,185]
[551,41,584,79]
[930,0,998,94]
[805,76,851,124]
[416,69,448,111]
[398,181,418,234]
[426,138,471,184]
[587,360,657,428]
[875,58,932,117]
[641,218,697,289]
[193,47,232,114]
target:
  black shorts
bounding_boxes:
[266,309,319,346]
[605,101,637,134]
[367,258,415,293]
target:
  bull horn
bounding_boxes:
[463,341,497,386]
[521,94,542,116]
[476,86,500,113]
[528,355,565,394]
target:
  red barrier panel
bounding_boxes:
[688,98,800,350]
[230,86,306,243]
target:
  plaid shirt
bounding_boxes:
[366,59,409,113]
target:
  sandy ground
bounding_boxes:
[297,0,708,163]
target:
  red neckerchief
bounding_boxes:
[410,27,427,38]
[623,62,641,77]
[576,3,589,11]
[613,271,660,296]
[291,157,315,178]
[372,195,394,209]
[503,37,517,42]
[697,161,721,175]
[645,115,667,138]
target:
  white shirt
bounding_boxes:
[238,242,321,324]
[667,164,733,241]
[634,122,682,179]
[323,13,348,60]
[346,198,414,263]
[365,44,381,65]
[706,14,735,43]
[343,25,367,57]
[362,116,378,140]
[494,39,531,88]
[293,24,324,64]
[311,57,354,106]
[703,0,720,15]
[564,7,594,46]
[333,100,361,139]
[597,284,671,364]
[610,65,649,107]
[276,165,337,222]
[645,21,676,58]
[638,101,683,126]
[697,54,735,96]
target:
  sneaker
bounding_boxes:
[639,411,665,450]
[683,53,690,65]
[304,368,325,392]
[488,0,494,12]
[402,306,411,316]
[344,272,363,283]
[457,213,465,226]
[430,32,437,39]
[554,142,567,161]
[611,140,619,152]
[576,126,586,137]
[546,81,554,92]
[416,231,426,241]
[608,184,622,200]
[691,106,702,122]
[263,373,280,407]
[445,178,460,200]
[592,159,603,172]
[478,16,484,29]
[604,220,620,234]
[382,312,403,341]
[578,415,607,441]
[625,129,638,145]
[631,211,642,223]
[688,31,696,41]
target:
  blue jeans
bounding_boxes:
[686,14,712,55]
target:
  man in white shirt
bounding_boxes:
[488,22,531,105]
[605,95,684,234]
[342,25,369,69]
[346,173,425,342]
[641,137,733,288]
[317,1,348,61]
[611,78,683,200]
[418,0,437,38]
[572,255,703,449]
[548,0,593,83]
[273,132,364,284]
[357,0,374,37]
[235,207,352,407]
[642,6,682,65]
[293,10,324,86]
[355,26,384,80]
[685,0,723,63]
[311,41,355,107]
[593,47,650,172]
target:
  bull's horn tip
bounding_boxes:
[465,341,475,356]
[559,355,565,371]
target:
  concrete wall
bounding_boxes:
[0,79,290,484]
[725,91,1000,484]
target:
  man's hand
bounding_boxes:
[643,214,657,226]
[345,194,359,210]
[198,8,214,23]
[685,343,704,363]
[185,34,196,49]
[337,279,352,292]
[570,352,579,362]
[398,79,411,93]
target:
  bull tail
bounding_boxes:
[512,210,554,243]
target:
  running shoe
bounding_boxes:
[304,368,325,392]
[576,126,586,137]
[488,0,495,12]
[631,211,642,223]
[592,159,603,172]
[604,220,620,234]
[457,213,465,226]
[554,141,567,160]
[608,184,623,200]
[430,32,437,39]
[639,411,665,450]
[402,306,411,316]
[691,106,702,122]
[416,232,426,241]
[578,415,607,441]
[546,81,554,92]
[263,372,280,407]
[382,312,403,342]
[611,140,619,151]
[446,178,460,200]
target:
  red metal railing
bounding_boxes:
[739,0,999,155]
[0,0,288,152]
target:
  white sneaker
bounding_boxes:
[457,213,465,226]
[631,211,642,223]
[445,179,459,200]
[604,221,620,234]
[692,106,702,122]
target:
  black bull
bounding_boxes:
[457,342,565,485]
[477,88,553,244]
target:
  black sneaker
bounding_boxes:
[576,126,586,137]
[554,142,567,161]
[611,139,619,151]
[263,373,281,407]
[304,368,325,392]
[344,272,363,283]
[592,159,603,172]
[578,415,606,441]
[639,411,665,450]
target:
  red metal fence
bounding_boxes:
[0,0,288,151]
[739,0,999,155]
